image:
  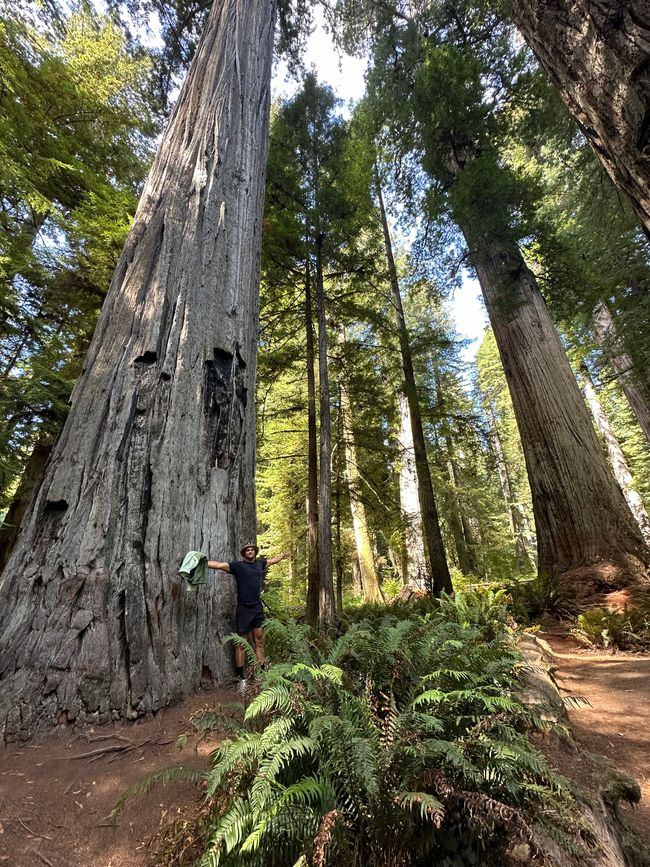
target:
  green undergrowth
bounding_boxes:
[571,604,650,651]
[186,596,588,867]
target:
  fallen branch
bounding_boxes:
[18,818,53,840]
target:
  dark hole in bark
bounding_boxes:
[134,350,158,364]
[45,499,68,512]
[204,348,234,467]
[160,371,171,381]
[200,665,213,685]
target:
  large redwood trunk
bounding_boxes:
[510,0,650,237]
[465,230,649,583]
[0,0,276,739]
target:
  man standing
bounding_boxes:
[208,545,289,685]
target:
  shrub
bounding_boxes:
[197,608,580,866]
[571,605,650,651]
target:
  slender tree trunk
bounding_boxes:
[578,360,650,543]
[510,0,650,237]
[461,222,649,584]
[376,175,452,595]
[395,393,428,589]
[339,334,383,603]
[304,259,320,626]
[0,0,277,739]
[592,301,650,445]
[484,402,537,573]
[335,406,344,615]
[315,236,336,631]
[433,367,478,575]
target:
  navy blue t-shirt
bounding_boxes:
[228,558,267,605]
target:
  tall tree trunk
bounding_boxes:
[460,218,649,584]
[592,301,650,445]
[376,175,452,595]
[396,393,428,589]
[304,259,320,626]
[339,335,383,603]
[335,403,344,615]
[578,360,650,543]
[433,367,479,575]
[484,401,537,573]
[315,235,336,631]
[510,0,650,237]
[0,0,276,739]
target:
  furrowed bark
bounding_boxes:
[462,225,649,585]
[510,0,650,237]
[0,0,276,739]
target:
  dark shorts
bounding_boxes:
[236,602,265,634]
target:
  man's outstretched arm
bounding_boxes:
[208,560,230,572]
[266,552,290,566]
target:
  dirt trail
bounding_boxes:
[541,633,650,844]
[0,687,235,867]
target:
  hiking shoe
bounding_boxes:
[237,678,248,695]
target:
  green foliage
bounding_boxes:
[0,6,157,511]
[572,606,650,651]
[197,606,581,866]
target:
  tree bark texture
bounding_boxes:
[592,301,650,445]
[464,229,649,582]
[315,238,336,631]
[376,176,452,595]
[0,0,276,739]
[304,261,320,626]
[396,393,429,589]
[339,338,383,603]
[578,360,650,542]
[511,0,650,237]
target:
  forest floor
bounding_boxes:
[0,639,649,866]
[540,631,650,845]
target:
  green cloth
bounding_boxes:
[179,551,208,592]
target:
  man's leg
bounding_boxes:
[252,626,265,664]
[235,632,251,680]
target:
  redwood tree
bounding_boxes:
[510,0,650,238]
[0,0,276,739]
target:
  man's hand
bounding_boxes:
[267,552,291,566]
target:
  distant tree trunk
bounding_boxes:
[304,259,320,626]
[315,235,336,631]
[459,213,649,583]
[376,175,452,595]
[433,367,478,575]
[334,404,344,615]
[0,0,277,739]
[484,402,536,573]
[395,393,428,589]
[578,360,650,543]
[592,301,650,445]
[339,337,383,603]
[510,0,650,237]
